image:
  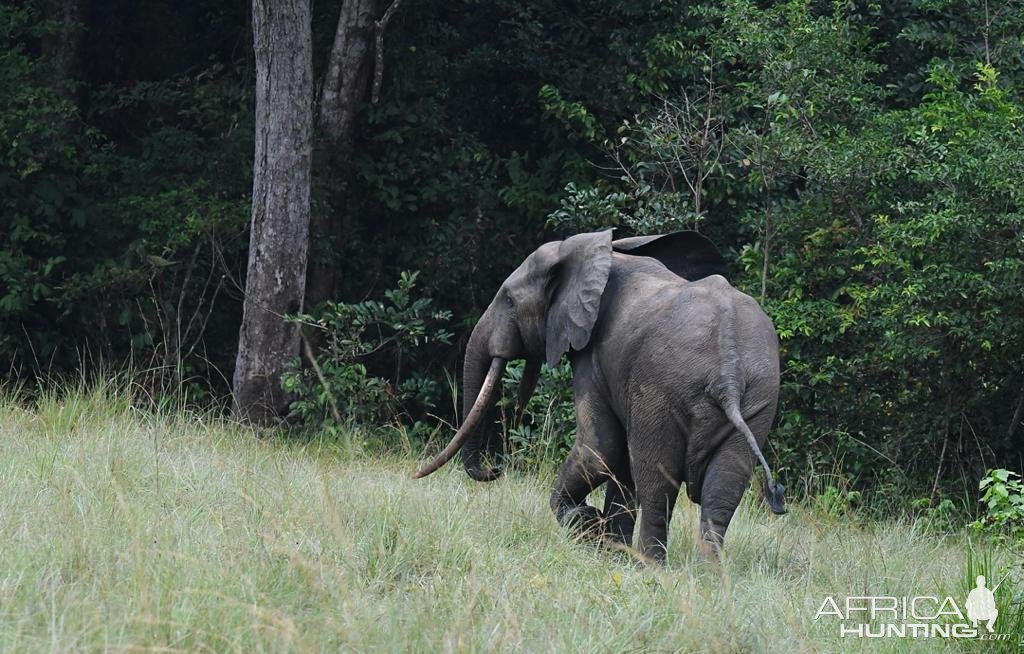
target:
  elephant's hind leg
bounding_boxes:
[602,450,636,547]
[698,403,773,559]
[550,390,625,540]
[698,440,752,560]
[630,423,686,565]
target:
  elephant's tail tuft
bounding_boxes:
[723,402,787,515]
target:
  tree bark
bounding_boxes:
[317,0,379,149]
[305,0,380,307]
[42,0,85,97]
[232,0,314,424]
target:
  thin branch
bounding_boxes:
[175,241,202,362]
[1007,376,1024,442]
[931,395,951,501]
[301,331,344,426]
[183,274,226,361]
[180,236,220,350]
[371,0,404,104]
[982,0,992,66]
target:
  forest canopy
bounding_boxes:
[2,0,1023,505]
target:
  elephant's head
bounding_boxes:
[414,229,728,481]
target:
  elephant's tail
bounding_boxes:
[723,402,787,515]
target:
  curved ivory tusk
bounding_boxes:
[413,357,506,479]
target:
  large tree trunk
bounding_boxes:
[318,0,379,150]
[42,0,85,98]
[305,0,380,307]
[232,0,314,424]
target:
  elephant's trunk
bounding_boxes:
[413,357,506,479]
[457,311,509,481]
[414,302,539,481]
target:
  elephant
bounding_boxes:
[414,229,786,563]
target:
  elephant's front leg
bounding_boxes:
[549,383,625,539]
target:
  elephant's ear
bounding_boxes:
[545,230,613,367]
[612,231,729,281]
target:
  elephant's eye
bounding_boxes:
[505,293,515,308]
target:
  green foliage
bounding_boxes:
[759,56,1024,489]
[544,0,1024,503]
[538,84,599,142]
[0,4,90,361]
[962,541,1024,644]
[912,497,963,533]
[812,484,863,520]
[0,2,251,391]
[972,469,1024,544]
[546,182,631,233]
[500,360,576,470]
[282,272,452,437]
[3,0,1024,511]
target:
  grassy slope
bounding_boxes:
[0,387,1015,652]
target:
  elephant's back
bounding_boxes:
[598,267,779,407]
[675,276,780,388]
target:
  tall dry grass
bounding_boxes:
[0,383,1017,652]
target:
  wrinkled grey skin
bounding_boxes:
[448,229,783,563]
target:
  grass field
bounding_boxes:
[0,384,1019,652]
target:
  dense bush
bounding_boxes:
[282,271,452,442]
[501,360,576,470]
[2,0,1022,508]
[973,469,1024,545]
[0,3,251,394]
[540,0,1024,502]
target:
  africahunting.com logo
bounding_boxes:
[814,575,1011,641]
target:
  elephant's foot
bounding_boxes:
[697,517,725,563]
[600,520,634,551]
[558,504,604,539]
[634,542,668,566]
[696,542,721,564]
[601,531,632,550]
[558,504,639,554]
